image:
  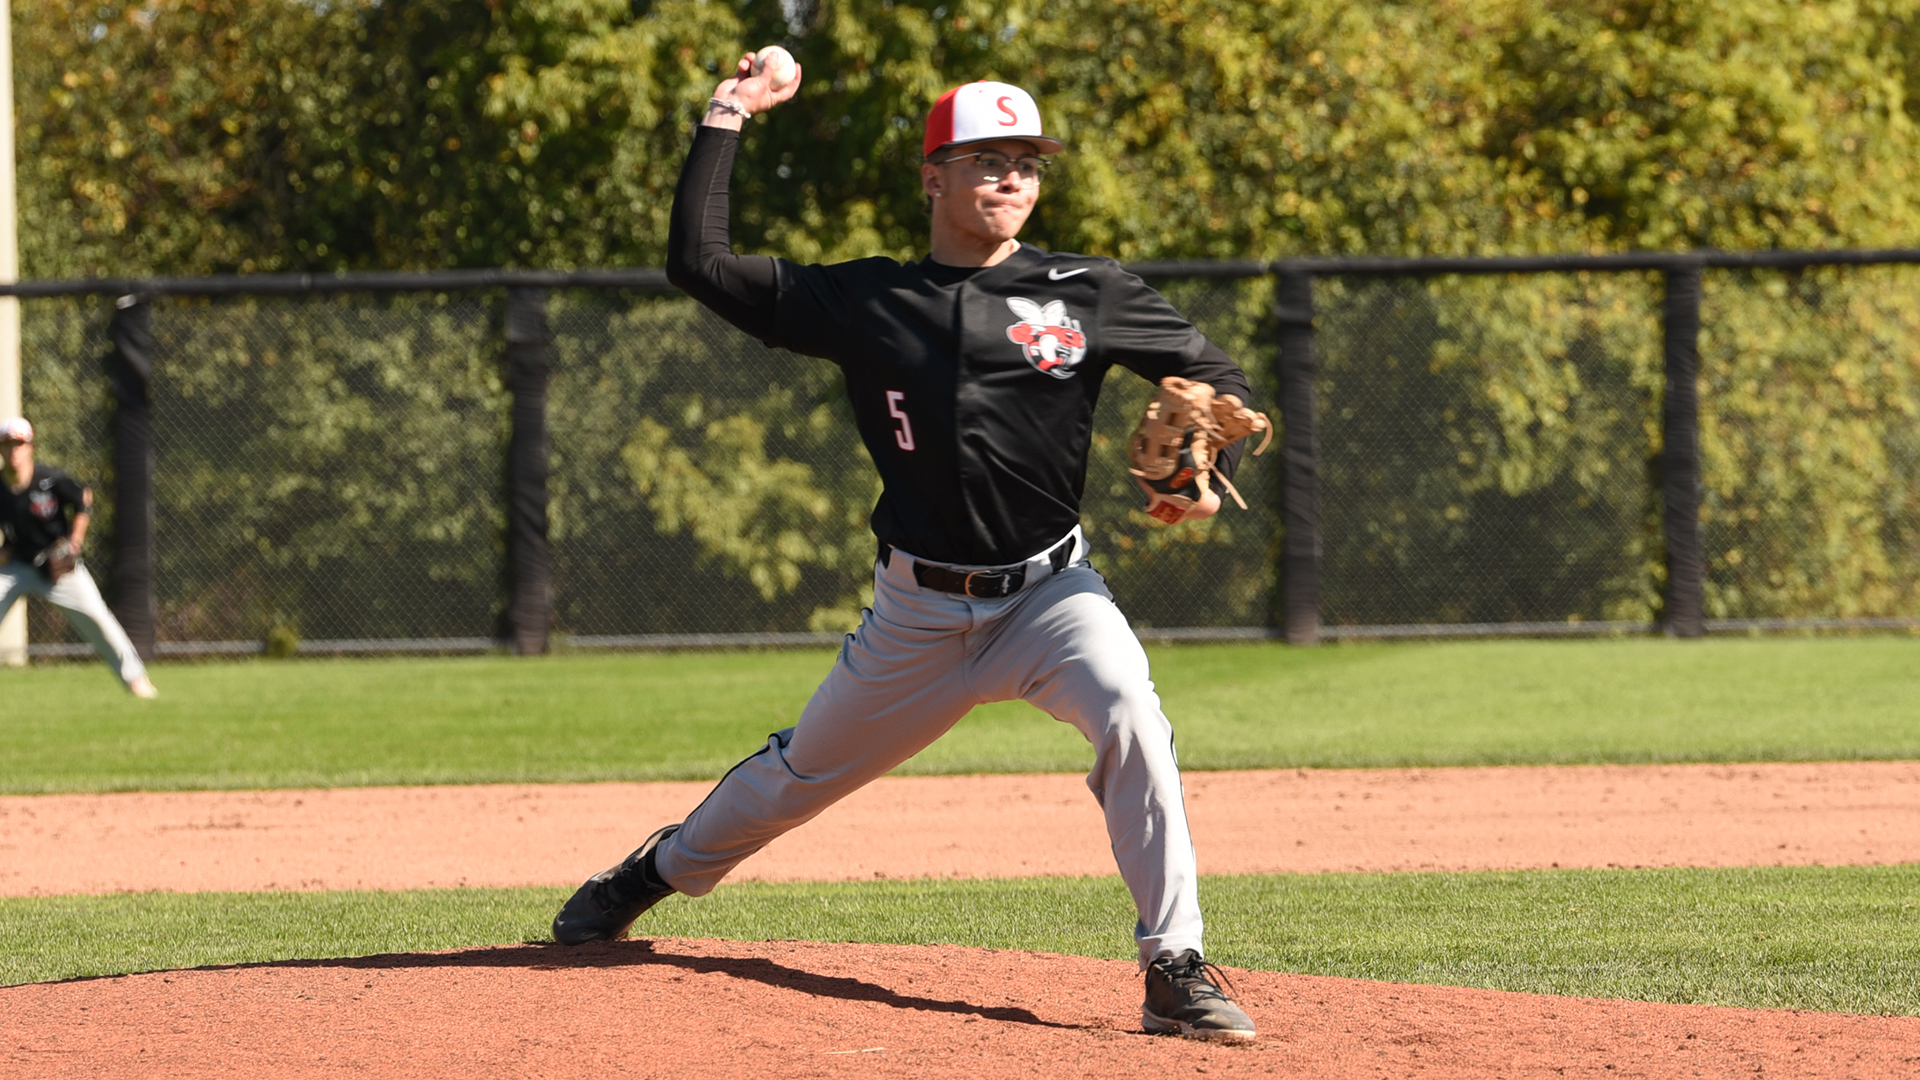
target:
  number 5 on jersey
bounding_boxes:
[887,390,916,451]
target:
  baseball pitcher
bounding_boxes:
[554,60,1263,1040]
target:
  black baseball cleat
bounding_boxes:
[551,823,681,946]
[1142,949,1257,1042]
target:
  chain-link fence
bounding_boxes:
[1313,272,1663,631]
[12,253,1920,658]
[24,294,506,651]
[1695,265,1920,626]
[543,277,1280,640]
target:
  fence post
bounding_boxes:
[104,295,156,660]
[1275,267,1321,645]
[1660,265,1707,638]
[503,286,552,655]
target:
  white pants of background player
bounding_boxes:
[654,527,1205,967]
[0,560,149,686]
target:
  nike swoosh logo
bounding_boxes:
[1047,267,1089,280]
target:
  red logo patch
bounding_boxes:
[996,96,1019,126]
[1005,297,1088,379]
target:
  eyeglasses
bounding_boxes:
[930,150,1051,183]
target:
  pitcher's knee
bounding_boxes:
[1084,684,1175,758]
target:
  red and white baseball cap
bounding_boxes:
[0,417,31,443]
[923,81,1064,160]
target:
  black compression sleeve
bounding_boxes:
[50,472,88,516]
[1194,339,1254,485]
[666,126,779,339]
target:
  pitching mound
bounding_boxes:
[7,937,1917,1079]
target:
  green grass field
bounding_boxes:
[4,637,1917,1011]
[4,636,1919,793]
[8,867,1918,1014]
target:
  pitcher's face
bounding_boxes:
[922,138,1044,246]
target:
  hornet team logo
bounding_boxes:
[1005,297,1087,379]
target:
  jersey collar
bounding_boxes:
[968,241,1044,284]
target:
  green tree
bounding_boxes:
[21,0,1920,273]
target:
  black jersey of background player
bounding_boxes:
[1,465,86,564]
[669,128,1253,566]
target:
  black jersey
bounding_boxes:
[1,464,87,564]
[667,127,1254,566]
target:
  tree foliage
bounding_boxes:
[19,0,1920,275]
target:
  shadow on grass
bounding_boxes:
[38,939,1089,1031]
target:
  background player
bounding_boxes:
[0,417,156,697]
[553,60,1258,1041]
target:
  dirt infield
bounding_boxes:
[7,938,1919,1079]
[6,762,1920,1078]
[5,761,1918,895]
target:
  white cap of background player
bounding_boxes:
[0,417,31,443]
[923,81,1065,160]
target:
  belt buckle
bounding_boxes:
[961,567,1024,598]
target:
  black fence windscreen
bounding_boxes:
[14,253,1920,656]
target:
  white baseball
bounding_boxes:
[752,45,797,90]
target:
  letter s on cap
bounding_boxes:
[996,96,1019,125]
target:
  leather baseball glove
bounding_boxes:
[1128,377,1273,524]
[35,538,77,583]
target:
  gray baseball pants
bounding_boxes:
[0,560,149,685]
[653,528,1205,967]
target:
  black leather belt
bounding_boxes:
[905,536,1075,598]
